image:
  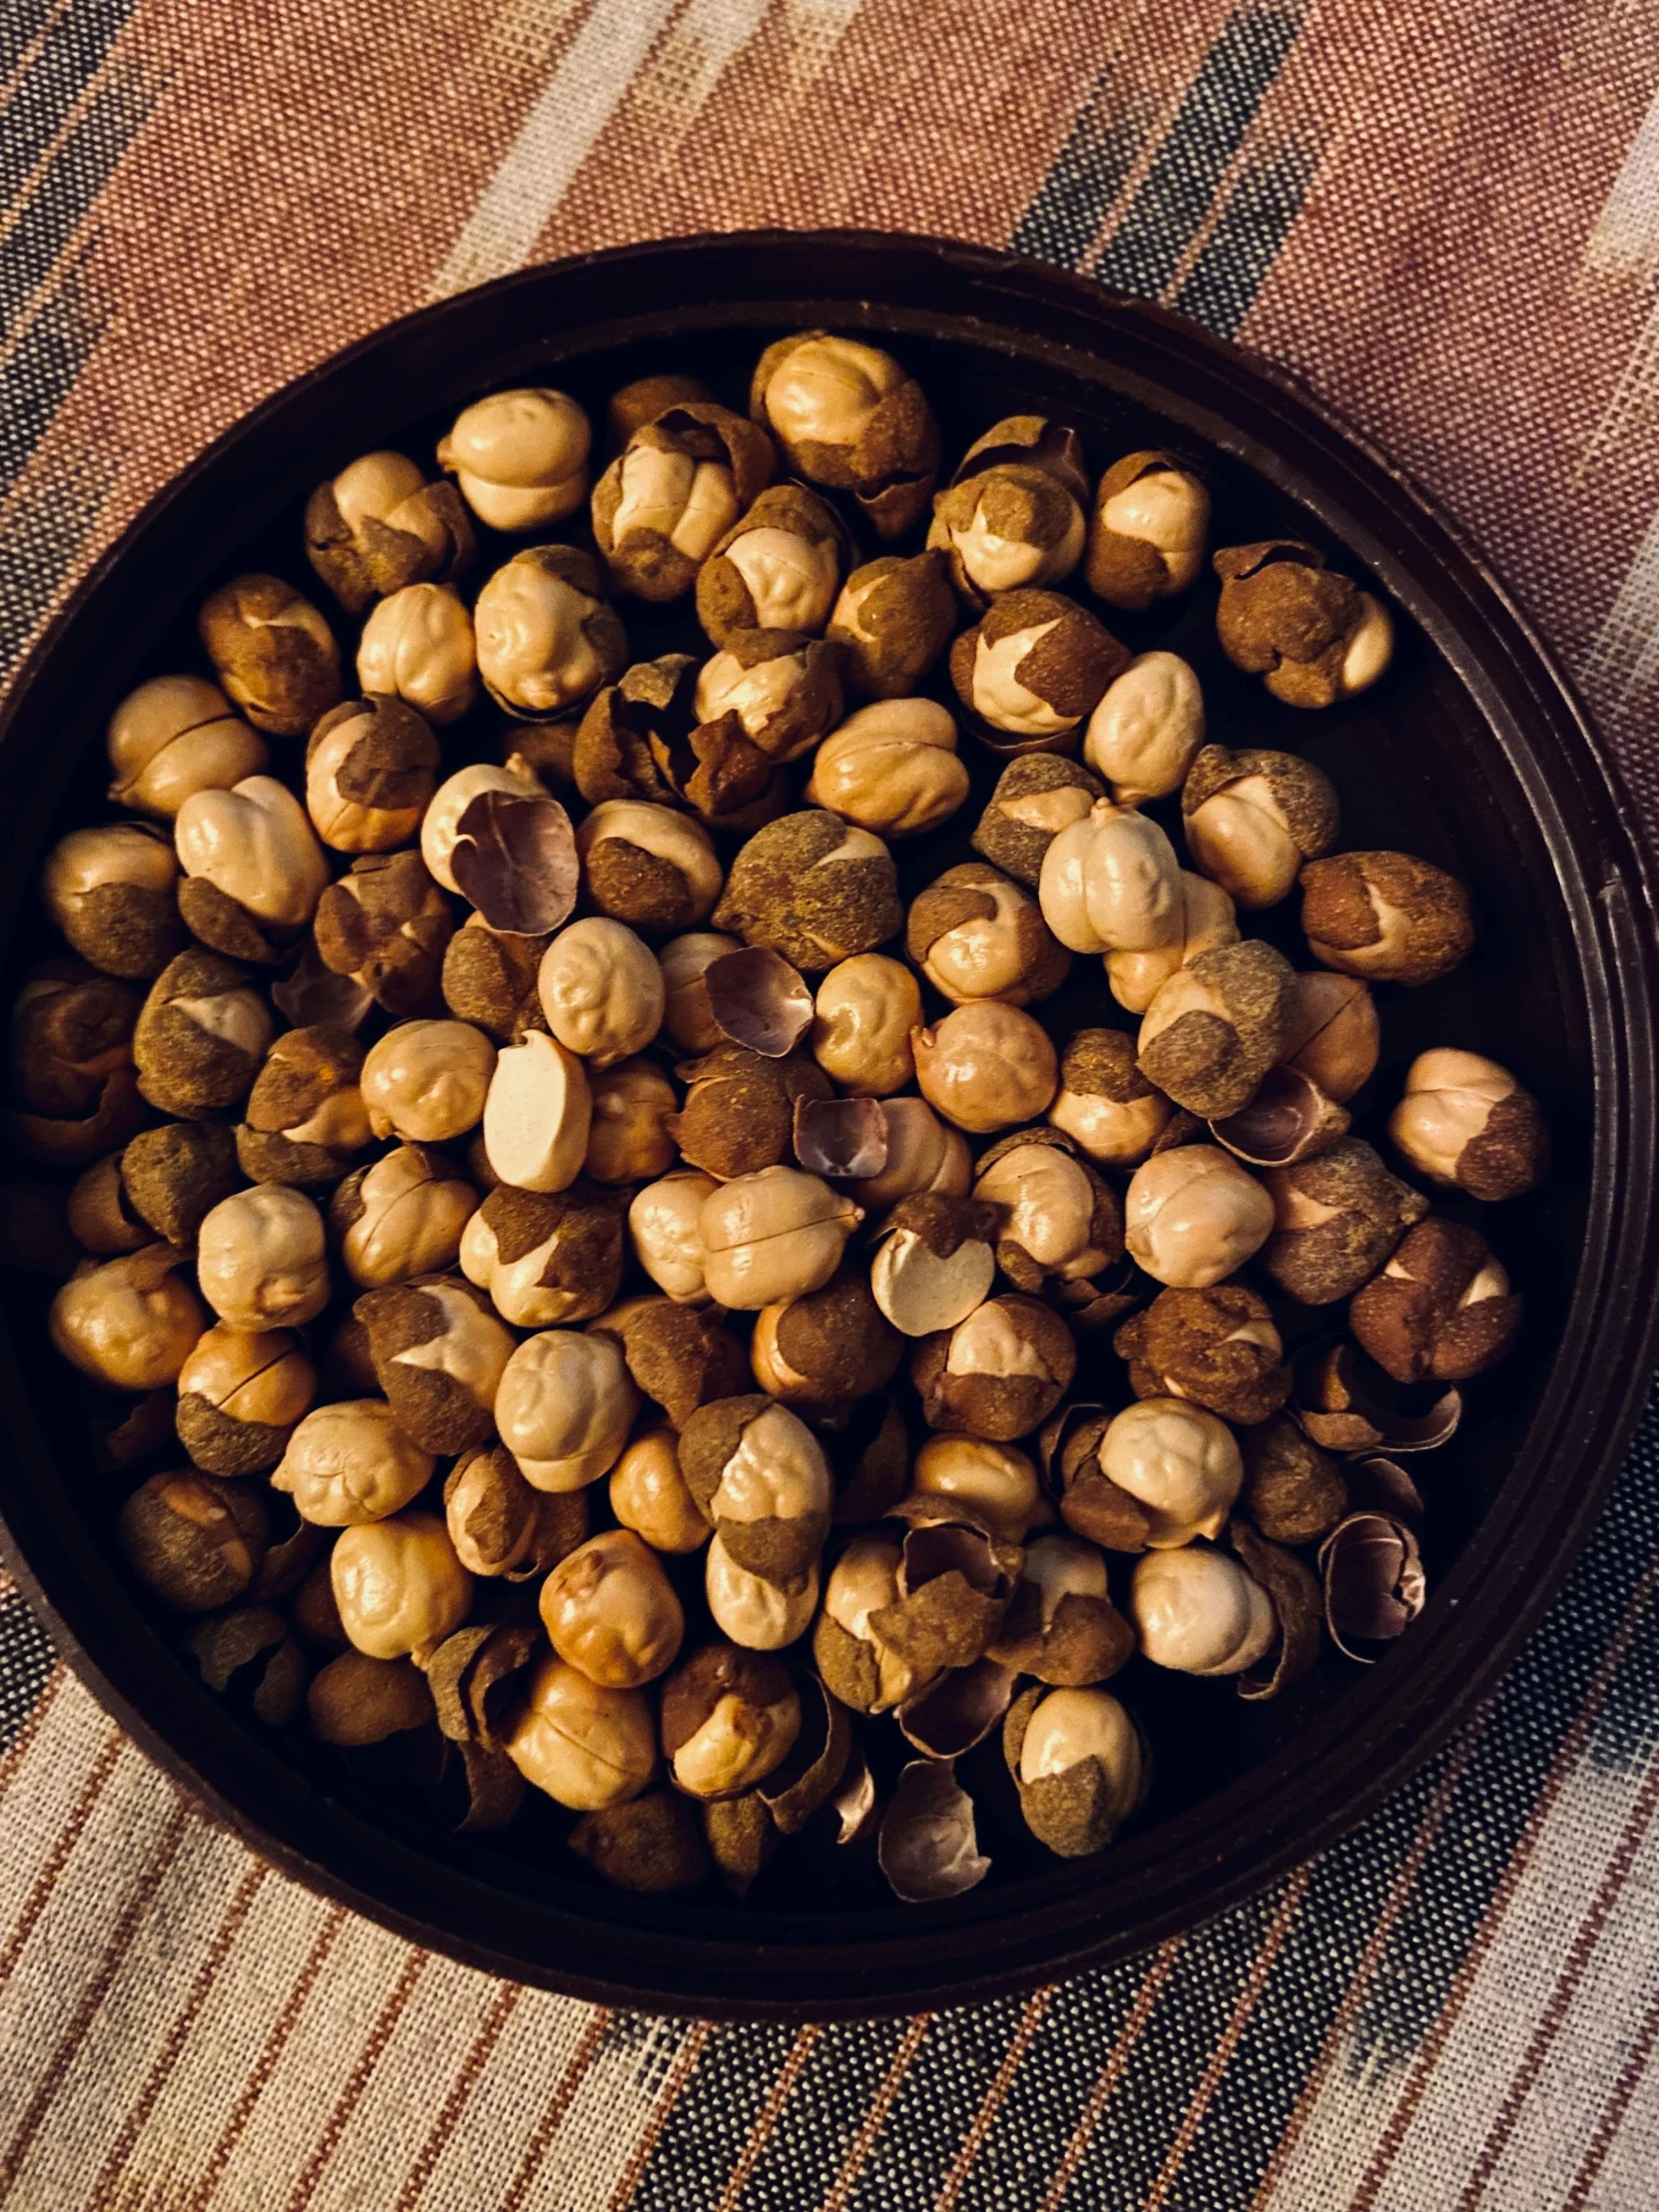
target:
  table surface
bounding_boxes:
[3,2,1659,2206]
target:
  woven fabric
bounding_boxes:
[3,2,1659,2205]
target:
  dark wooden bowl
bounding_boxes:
[2,232,1655,2019]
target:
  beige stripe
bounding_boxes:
[428,0,684,295]
[817,2012,933,2212]
[0,1739,197,2085]
[499,2008,613,2212]
[1248,1713,1489,2210]
[280,1949,430,2212]
[93,1874,345,2212]
[1561,1968,1659,2211]
[388,1979,522,2212]
[200,1914,423,2212]
[0,1803,191,2201]
[1037,1938,1186,2212]
[303,1959,516,2212]
[1143,1868,1315,2210]
[934,1989,1056,2212]
[1350,1549,1659,2212]
[604,2022,715,2212]
[5,1826,258,2210]
[712,2023,822,2212]
[0,1727,122,1992]
[179,1904,349,2212]
[1454,1749,1659,2208]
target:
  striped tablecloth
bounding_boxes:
[4,4,1659,2206]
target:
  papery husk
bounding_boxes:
[868,1520,1014,1670]
[1229,1519,1322,1700]
[758,1672,852,1832]
[1293,1342,1462,1455]
[877,1760,989,1902]
[896,1655,1015,1758]
[1210,1065,1349,1166]
[1320,1511,1426,1661]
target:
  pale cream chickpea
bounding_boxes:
[49,1250,207,1390]
[107,674,268,819]
[539,1529,685,1688]
[330,1509,473,1660]
[481,1030,591,1195]
[912,1002,1058,1134]
[537,918,665,1066]
[1082,652,1205,806]
[504,1653,657,1810]
[272,1399,435,1526]
[609,1426,713,1553]
[196,1186,330,1332]
[356,583,478,725]
[698,1167,861,1310]
[1038,798,1182,956]
[438,388,592,532]
[494,1329,640,1491]
[1098,1399,1243,1547]
[811,954,921,1095]
[1130,1546,1276,1676]
[1123,1146,1274,1289]
[359,1020,497,1144]
[853,1096,972,1215]
[585,1057,678,1184]
[911,1434,1045,1539]
[174,776,330,929]
[628,1169,718,1303]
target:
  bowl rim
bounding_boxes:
[3,226,1657,2019]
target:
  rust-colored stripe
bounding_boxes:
[281,1947,429,2212]
[1348,1547,1659,2212]
[933,1988,1057,2212]
[1453,1745,1659,2211]
[0,1665,68,1797]
[0,1801,191,2201]
[390,1979,523,2212]
[85,1860,269,2206]
[1247,1710,1488,2210]
[1143,1866,1315,2210]
[816,2011,934,2212]
[0,1725,122,1990]
[1560,1969,1659,2212]
[713,2023,822,2212]
[604,2022,716,2212]
[497,2006,611,2212]
[1036,1937,1186,2212]
[179,1905,349,2212]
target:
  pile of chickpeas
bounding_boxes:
[3,334,1550,1902]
